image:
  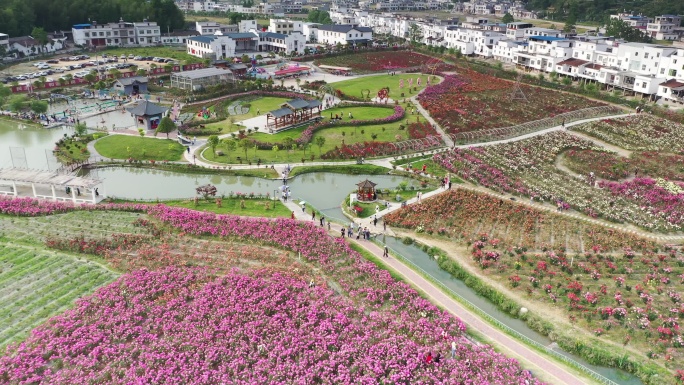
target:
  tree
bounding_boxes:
[74,122,87,136]
[563,13,576,33]
[272,145,279,159]
[138,128,145,137]
[196,184,217,200]
[408,23,423,43]
[9,95,26,112]
[108,68,122,79]
[604,19,651,43]
[241,54,250,64]
[155,116,176,138]
[84,73,97,84]
[314,136,325,155]
[30,100,48,114]
[136,68,148,77]
[307,10,332,24]
[501,13,514,24]
[222,138,237,160]
[239,138,254,160]
[283,137,294,160]
[30,27,48,45]
[207,135,220,155]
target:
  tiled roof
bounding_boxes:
[557,58,589,67]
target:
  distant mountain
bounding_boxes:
[0,0,185,37]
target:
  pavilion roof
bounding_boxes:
[283,98,310,109]
[269,107,293,118]
[356,179,377,188]
[126,100,168,117]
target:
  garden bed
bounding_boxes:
[314,51,438,73]
[94,135,186,161]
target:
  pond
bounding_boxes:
[0,119,75,169]
[80,167,418,222]
[382,236,644,385]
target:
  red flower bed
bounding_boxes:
[418,69,603,134]
[408,121,440,139]
[563,149,631,180]
[315,51,437,72]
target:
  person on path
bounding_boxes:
[327,221,331,231]
[291,211,295,220]
[375,204,380,213]
[312,211,316,221]
[356,227,362,240]
[373,216,378,227]
[383,245,389,258]
[340,227,345,238]
[301,202,306,212]
[383,219,387,232]
[451,341,457,358]
[348,223,353,237]
[320,216,325,227]
[448,181,452,190]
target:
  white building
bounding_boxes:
[0,33,9,53]
[8,36,66,57]
[161,30,200,45]
[268,19,303,35]
[71,19,160,47]
[196,21,237,35]
[646,15,681,41]
[302,23,321,42]
[239,20,259,33]
[187,32,258,60]
[316,25,373,46]
[258,31,306,54]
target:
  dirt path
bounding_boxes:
[566,130,633,157]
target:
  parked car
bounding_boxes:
[53,68,64,73]
[46,59,59,64]
[133,56,143,60]
[72,64,83,69]
[80,55,90,60]
[15,75,27,80]
[33,62,46,67]
[128,54,134,59]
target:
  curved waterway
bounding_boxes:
[81,167,418,222]
[381,236,643,385]
[0,119,76,169]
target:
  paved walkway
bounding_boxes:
[409,95,455,147]
[278,196,588,385]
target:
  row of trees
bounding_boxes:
[206,135,327,160]
[527,0,684,24]
[0,0,184,37]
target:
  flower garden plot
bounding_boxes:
[433,132,684,232]
[0,201,540,385]
[573,115,684,153]
[384,189,684,367]
[0,244,118,349]
[418,71,603,135]
[328,74,436,101]
[0,210,147,245]
[384,189,660,253]
[562,149,631,181]
[314,51,437,73]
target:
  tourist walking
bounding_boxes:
[291,211,295,220]
[383,245,389,258]
[312,211,316,221]
[320,216,325,227]
[451,341,457,358]
[341,227,345,238]
[373,215,378,227]
[301,202,306,212]
[356,227,362,239]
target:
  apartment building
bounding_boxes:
[0,33,9,53]
[646,15,681,41]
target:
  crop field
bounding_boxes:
[0,243,118,349]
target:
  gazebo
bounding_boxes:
[266,98,322,133]
[356,179,377,202]
[126,100,168,130]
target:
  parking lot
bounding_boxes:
[2,54,180,86]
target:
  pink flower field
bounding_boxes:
[0,199,541,384]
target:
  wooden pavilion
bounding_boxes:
[126,100,168,130]
[266,98,322,133]
[356,179,377,202]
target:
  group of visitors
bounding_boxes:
[440,176,452,190]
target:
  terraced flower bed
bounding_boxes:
[0,243,118,349]
[573,115,684,152]
[418,70,604,135]
[0,200,540,384]
[385,189,684,370]
[562,149,631,180]
[314,51,436,73]
[434,132,684,232]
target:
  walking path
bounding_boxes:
[409,95,454,147]
[278,196,590,385]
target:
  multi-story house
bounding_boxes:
[316,24,373,46]
[268,19,303,35]
[0,33,9,54]
[646,15,681,41]
[196,22,237,35]
[72,19,159,47]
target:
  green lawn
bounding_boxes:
[203,104,411,164]
[159,199,291,218]
[331,74,438,101]
[201,96,290,133]
[94,135,186,161]
[288,164,389,177]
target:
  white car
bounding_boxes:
[38,71,49,76]
[73,72,88,78]
[33,62,46,67]
[53,68,65,73]
[72,63,82,69]
[15,75,27,80]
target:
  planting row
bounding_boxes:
[0,244,118,349]
[385,189,684,366]
[434,131,684,232]
[418,69,604,135]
